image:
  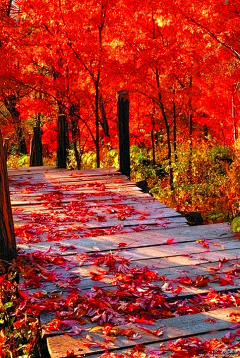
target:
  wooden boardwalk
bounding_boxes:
[8,167,240,357]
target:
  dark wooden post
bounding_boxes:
[57,114,67,168]
[30,126,43,167]
[0,131,17,261]
[117,90,130,177]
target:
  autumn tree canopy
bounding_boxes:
[0,0,239,165]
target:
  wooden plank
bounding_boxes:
[9,182,144,192]
[18,223,234,254]
[46,306,240,357]
[28,268,240,299]
[18,234,237,260]
[9,187,148,198]
[14,216,187,235]
[11,202,172,218]
[8,167,119,177]
[10,192,155,206]
[11,197,171,210]
[11,199,170,210]
[137,247,240,268]
[12,208,183,226]
[110,239,240,261]
[87,329,240,358]
[9,176,133,186]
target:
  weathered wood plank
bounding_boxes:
[9,176,134,186]
[46,306,240,357]
[14,216,187,236]
[8,167,119,177]
[9,184,144,193]
[10,193,157,207]
[87,329,240,358]
[12,209,183,227]
[11,203,173,219]
[28,268,240,300]
[18,223,234,254]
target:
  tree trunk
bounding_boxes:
[155,70,173,190]
[232,93,238,141]
[3,138,9,163]
[173,89,177,162]
[4,95,27,154]
[0,130,16,261]
[70,104,81,169]
[189,76,193,181]
[151,118,156,166]
[99,94,110,137]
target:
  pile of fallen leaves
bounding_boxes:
[9,249,240,357]
[0,262,41,358]
[1,250,240,357]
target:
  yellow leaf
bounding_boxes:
[89,326,103,333]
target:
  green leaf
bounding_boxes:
[232,217,240,232]
[3,302,13,310]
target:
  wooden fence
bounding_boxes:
[0,131,16,261]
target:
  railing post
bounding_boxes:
[57,114,67,168]
[30,126,43,167]
[117,90,130,178]
[0,131,17,261]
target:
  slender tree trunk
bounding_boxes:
[99,94,110,137]
[69,104,81,169]
[151,118,156,166]
[204,124,208,140]
[4,95,27,154]
[189,76,193,180]
[95,73,100,168]
[173,89,177,162]
[155,69,173,190]
[232,93,238,141]
[72,118,81,170]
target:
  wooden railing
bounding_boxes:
[117,90,130,178]
[0,131,16,261]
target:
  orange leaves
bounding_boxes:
[165,238,179,245]
[204,318,217,323]
[229,312,240,323]
[195,275,210,287]
[196,238,209,248]
[44,318,80,333]
[177,275,209,287]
